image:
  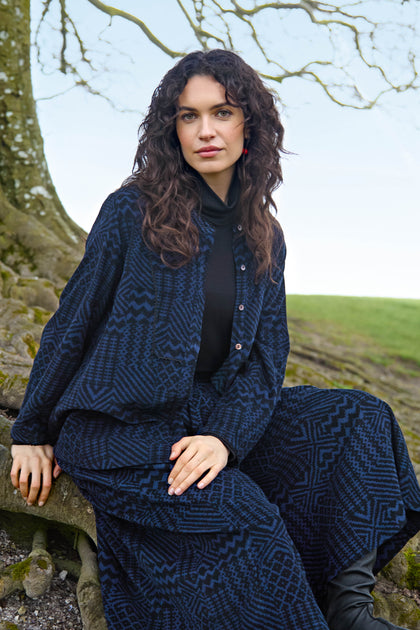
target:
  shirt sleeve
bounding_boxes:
[200,238,289,463]
[11,190,138,445]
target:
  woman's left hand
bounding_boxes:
[167,435,229,496]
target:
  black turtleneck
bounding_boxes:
[195,174,238,379]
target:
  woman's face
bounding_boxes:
[176,74,245,200]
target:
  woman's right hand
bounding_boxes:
[10,444,61,507]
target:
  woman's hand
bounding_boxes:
[168,435,229,496]
[10,444,62,507]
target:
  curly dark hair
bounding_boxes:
[127,49,286,279]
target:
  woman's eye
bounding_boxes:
[180,112,196,122]
[216,109,233,118]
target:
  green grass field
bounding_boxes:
[286,295,420,367]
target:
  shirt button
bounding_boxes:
[235,343,242,350]
[240,264,246,271]
[238,304,245,311]
[237,224,243,231]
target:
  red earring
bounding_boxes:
[242,148,248,155]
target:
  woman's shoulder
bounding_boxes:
[103,183,145,220]
[85,184,145,252]
[92,184,144,231]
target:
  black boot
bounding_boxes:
[325,549,407,629]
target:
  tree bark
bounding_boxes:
[0,0,88,408]
[0,0,84,285]
[77,533,107,630]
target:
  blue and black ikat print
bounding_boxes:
[56,384,420,629]
[12,186,289,462]
[12,187,420,629]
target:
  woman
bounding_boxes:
[10,50,420,630]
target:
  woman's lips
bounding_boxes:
[196,146,222,158]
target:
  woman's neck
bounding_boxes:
[200,166,235,203]
[196,168,240,227]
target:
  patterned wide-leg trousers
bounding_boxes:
[55,384,420,629]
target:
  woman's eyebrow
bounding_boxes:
[178,102,232,112]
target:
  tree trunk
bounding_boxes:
[0,0,85,280]
[0,0,87,408]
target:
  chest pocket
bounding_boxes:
[152,257,205,365]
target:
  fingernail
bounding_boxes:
[38,501,44,507]
[168,477,173,484]
[197,482,204,489]
[27,502,32,506]
[175,487,182,495]
[168,488,174,496]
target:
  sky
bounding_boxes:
[31,0,420,299]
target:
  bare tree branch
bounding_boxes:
[85,0,185,58]
[33,0,420,110]
[176,0,226,48]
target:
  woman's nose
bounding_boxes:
[198,116,215,139]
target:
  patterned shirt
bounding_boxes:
[11,186,289,463]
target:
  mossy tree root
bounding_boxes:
[76,532,107,630]
[0,526,54,600]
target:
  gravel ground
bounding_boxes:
[0,528,83,630]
